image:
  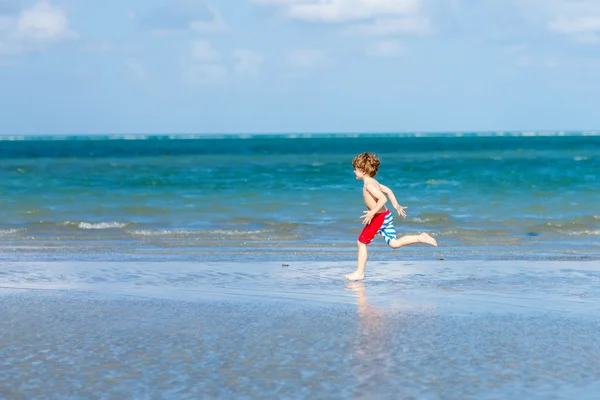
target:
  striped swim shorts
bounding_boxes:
[358,210,397,245]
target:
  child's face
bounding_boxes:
[353,167,366,180]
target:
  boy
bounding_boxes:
[344,152,438,281]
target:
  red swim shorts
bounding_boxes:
[358,210,396,245]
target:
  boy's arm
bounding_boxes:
[361,183,388,225]
[380,184,407,219]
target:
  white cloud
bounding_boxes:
[233,49,263,76]
[501,44,560,69]
[251,0,431,47]
[16,1,77,41]
[185,63,227,83]
[186,40,226,83]
[521,0,600,43]
[550,16,600,34]
[190,39,220,62]
[141,1,228,36]
[345,16,432,36]
[0,1,77,59]
[287,49,330,68]
[252,0,420,23]
[549,16,600,42]
[368,39,406,57]
[190,5,228,33]
[186,45,264,83]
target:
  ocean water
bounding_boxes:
[0,133,598,262]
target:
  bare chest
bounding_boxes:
[362,186,378,207]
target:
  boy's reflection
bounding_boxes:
[345,282,390,395]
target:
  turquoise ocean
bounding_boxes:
[1,133,598,262]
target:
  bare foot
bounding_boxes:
[344,271,365,281]
[419,232,438,247]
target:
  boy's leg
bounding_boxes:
[379,213,438,249]
[344,240,368,281]
[388,233,437,249]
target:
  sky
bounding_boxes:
[0,0,600,135]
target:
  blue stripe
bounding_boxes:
[377,212,397,244]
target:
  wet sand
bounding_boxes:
[1,260,600,399]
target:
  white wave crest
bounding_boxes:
[129,229,268,237]
[130,230,195,236]
[567,230,600,236]
[207,229,268,235]
[78,222,128,229]
[410,217,432,223]
[0,228,25,235]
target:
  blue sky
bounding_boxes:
[1,0,599,134]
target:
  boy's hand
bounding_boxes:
[360,210,375,225]
[394,204,408,219]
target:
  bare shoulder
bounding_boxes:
[364,178,383,192]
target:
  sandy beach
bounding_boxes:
[1,260,600,399]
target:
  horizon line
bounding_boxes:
[1,130,600,141]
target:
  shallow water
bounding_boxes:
[1,261,599,399]
[2,293,600,400]
[1,261,599,312]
